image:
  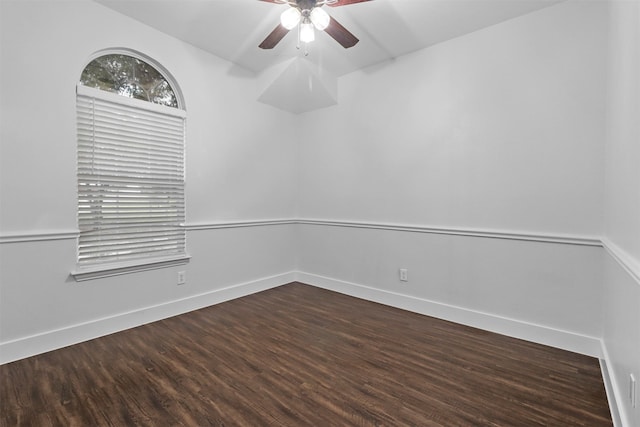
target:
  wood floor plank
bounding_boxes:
[0,282,612,426]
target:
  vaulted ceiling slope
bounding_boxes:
[95,0,562,113]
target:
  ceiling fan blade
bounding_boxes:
[259,24,290,49]
[327,0,372,7]
[324,16,359,48]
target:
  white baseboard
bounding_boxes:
[0,272,296,365]
[1,269,603,360]
[600,342,629,427]
[297,272,603,358]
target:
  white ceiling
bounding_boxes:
[96,0,561,76]
[95,0,561,112]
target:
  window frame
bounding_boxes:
[71,52,189,281]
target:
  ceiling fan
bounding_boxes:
[258,0,372,50]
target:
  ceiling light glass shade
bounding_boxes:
[300,21,315,43]
[280,7,301,30]
[310,7,330,31]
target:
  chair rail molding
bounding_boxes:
[2,219,602,246]
[0,230,79,243]
[601,237,640,285]
[296,219,602,246]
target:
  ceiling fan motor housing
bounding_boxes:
[296,0,318,12]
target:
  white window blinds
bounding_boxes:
[76,85,187,269]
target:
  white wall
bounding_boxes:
[297,224,603,355]
[0,0,297,231]
[604,1,640,262]
[602,1,640,425]
[297,0,608,356]
[0,0,298,362]
[1,2,637,425]
[298,1,606,236]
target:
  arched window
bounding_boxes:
[79,54,179,108]
[73,51,188,281]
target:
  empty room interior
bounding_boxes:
[1,0,639,425]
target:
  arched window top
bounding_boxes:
[80,53,179,109]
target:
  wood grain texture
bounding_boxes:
[324,16,359,48]
[327,0,373,7]
[0,282,612,426]
[259,24,290,49]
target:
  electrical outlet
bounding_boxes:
[631,374,637,408]
[399,268,408,282]
[177,271,186,285]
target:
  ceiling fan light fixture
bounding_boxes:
[300,20,315,43]
[259,0,368,50]
[310,7,330,31]
[280,7,301,30]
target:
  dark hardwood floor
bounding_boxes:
[1,282,612,426]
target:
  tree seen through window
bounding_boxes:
[80,54,178,108]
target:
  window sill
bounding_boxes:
[71,254,191,282]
